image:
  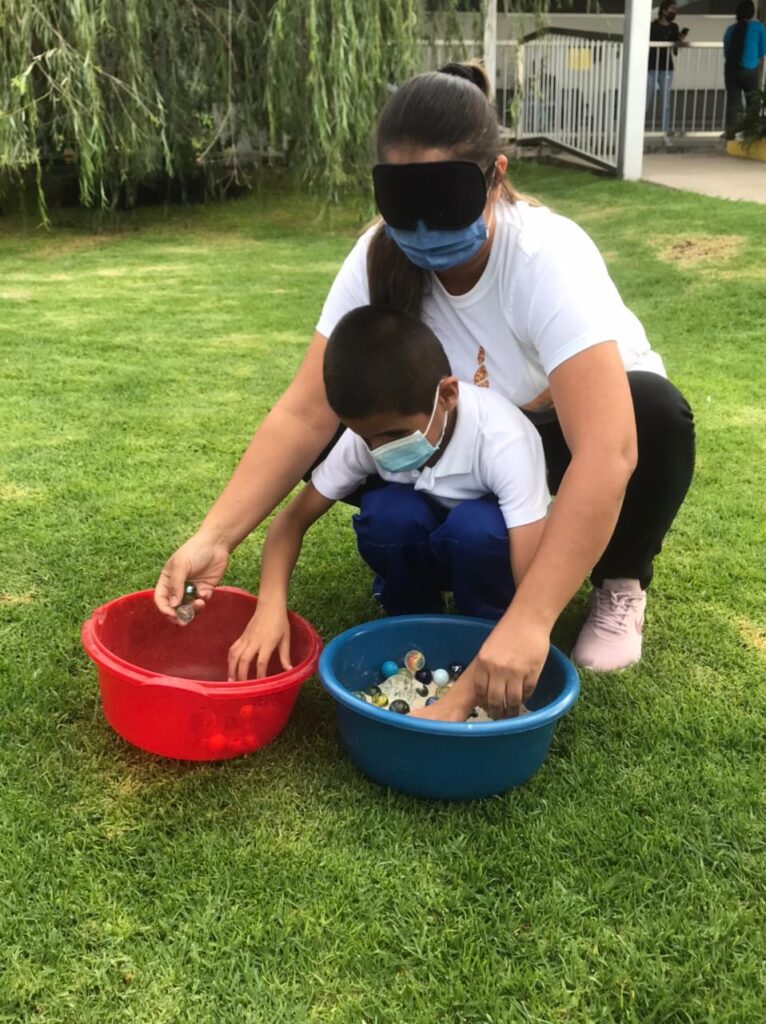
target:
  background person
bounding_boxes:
[723,0,766,140]
[155,63,695,717]
[647,0,689,142]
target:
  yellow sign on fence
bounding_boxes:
[567,47,593,71]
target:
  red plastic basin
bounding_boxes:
[81,587,322,761]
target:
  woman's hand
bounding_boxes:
[469,613,550,718]
[410,682,477,722]
[227,603,293,681]
[412,612,550,722]
[154,532,231,622]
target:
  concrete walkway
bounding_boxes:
[642,150,766,204]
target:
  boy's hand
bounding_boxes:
[227,603,293,681]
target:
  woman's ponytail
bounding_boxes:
[367,223,428,316]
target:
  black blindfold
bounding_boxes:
[372,160,492,231]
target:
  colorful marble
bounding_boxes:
[414,669,432,684]
[380,660,399,678]
[404,650,425,673]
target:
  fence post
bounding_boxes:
[483,0,497,101]
[514,42,525,145]
[618,0,651,179]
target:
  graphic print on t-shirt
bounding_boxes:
[473,345,490,388]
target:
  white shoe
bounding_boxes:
[571,579,646,671]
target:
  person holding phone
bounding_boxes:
[647,1,690,143]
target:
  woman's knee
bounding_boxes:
[628,371,695,444]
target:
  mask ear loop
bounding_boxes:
[428,379,450,450]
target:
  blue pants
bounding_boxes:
[646,70,674,133]
[353,484,515,621]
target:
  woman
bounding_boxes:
[723,0,766,140]
[155,63,695,719]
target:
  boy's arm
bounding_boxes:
[509,518,546,588]
[258,483,335,608]
[227,483,334,680]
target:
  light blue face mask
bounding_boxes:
[369,386,448,473]
[384,215,488,272]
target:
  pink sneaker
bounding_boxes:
[571,579,646,671]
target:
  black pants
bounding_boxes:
[308,371,695,592]
[536,371,694,589]
[724,67,760,139]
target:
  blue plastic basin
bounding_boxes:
[318,615,579,800]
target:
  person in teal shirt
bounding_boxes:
[723,0,766,139]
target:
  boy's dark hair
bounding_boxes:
[323,305,452,421]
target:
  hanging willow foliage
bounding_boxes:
[264,0,421,195]
[0,0,273,214]
[0,0,499,214]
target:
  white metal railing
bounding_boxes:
[418,38,484,74]
[516,35,624,169]
[420,34,622,168]
[646,42,728,135]
[418,36,749,172]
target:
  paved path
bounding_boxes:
[642,151,766,204]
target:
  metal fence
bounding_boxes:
[646,42,728,135]
[515,34,623,169]
[419,36,753,169]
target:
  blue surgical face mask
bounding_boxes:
[369,385,448,473]
[384,215,488,272]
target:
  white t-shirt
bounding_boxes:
[316,201,666,411]
[311,382,550,530]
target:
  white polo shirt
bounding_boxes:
[311,382,550,529]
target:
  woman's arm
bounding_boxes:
[509,519,546,587]
[508,340,637,629]
[422,341,637,721]
[479,341,636,714]
[155,331,339,616]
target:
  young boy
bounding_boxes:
[227,305,550,718]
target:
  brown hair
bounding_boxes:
[368,61,538,317]
[324,305,452,420]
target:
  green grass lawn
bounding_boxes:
[1,165,764,1023]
